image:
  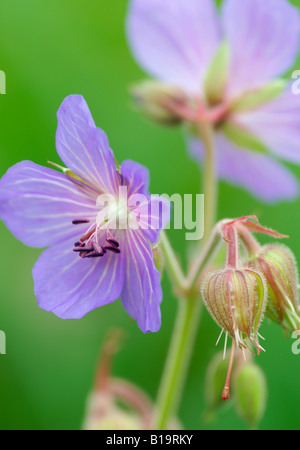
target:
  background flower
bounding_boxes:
[127,0,300,202]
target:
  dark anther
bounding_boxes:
[86,252,104,258]
[72,219,91,225]
[106,238,120,248]
[74,241,85,248]
[104,246,121,254]
[73,247,93,253]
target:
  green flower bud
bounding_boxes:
[130,80,188,125]
[201,267,267,352]
[83,394,143,430]
[248,244,300,334]
[204,351,236,417]
[230,79,286,113]
[233,363,267,429]
[204,41,230,106]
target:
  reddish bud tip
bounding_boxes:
[222,386,230,401]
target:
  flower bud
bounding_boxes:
[130,80,188,125]
[201,267,267,352]
[204,41,229,106]
[83,393,143,430]
[204,350,236,418]
[248,244,300,334]
[82,329,154,430]
[233,363,267,429]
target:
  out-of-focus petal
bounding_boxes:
[126,0,221,93]
[233,87,300,164]
[0,161,99,248]
[121,229,162,333]
[188,133,299,203]
[33,234,125,319]
[56,95,119,194]
[222,0,300,97]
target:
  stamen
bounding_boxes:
[92,242,103,253]
[80,226,97,242]
[104,246,121,254]
[86,253,104,258]
[72,219,91,225]
[73,247,93,253]
[106,238,120,248]
[74,242,85,248]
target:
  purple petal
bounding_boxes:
[126,0,221,93]
[222,0,300,97]
[121,229,162,333]
[56,95,119,194]
[234,87,300,164]
[189,133,299,203]
[121,160,171,243]
[33,234,125,319]
[120,159,150,196]
[0,161,99,248]
[130,195,171,244]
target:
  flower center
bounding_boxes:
[71,200,125,259]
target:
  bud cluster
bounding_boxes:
[201,215,300,403]
[204,349,267,429]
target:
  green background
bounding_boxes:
[0,0,300,430]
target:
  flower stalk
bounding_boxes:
[155,121,218,429]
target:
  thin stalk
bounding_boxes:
[155,122,217,429]
[160,230,188,293]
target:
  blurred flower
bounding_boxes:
[83,329,153,430]
[130,80,187,125]
[127,0,300,202]
[0,95,170,333]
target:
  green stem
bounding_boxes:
[155,122,217,430]
[160,231,188,293]
[187,223,222,289]
[154,294,201,430]
[198,121,217,241]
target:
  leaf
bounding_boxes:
[221,121,269,154]
[204,41,230,106]
[230,79,286,113]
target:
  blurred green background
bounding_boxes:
[0,0,300,430]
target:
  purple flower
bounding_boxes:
[127,0,300,203]
[0,95,170,333]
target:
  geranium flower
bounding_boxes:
[127,0,300,202]
[0,95,170,333]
